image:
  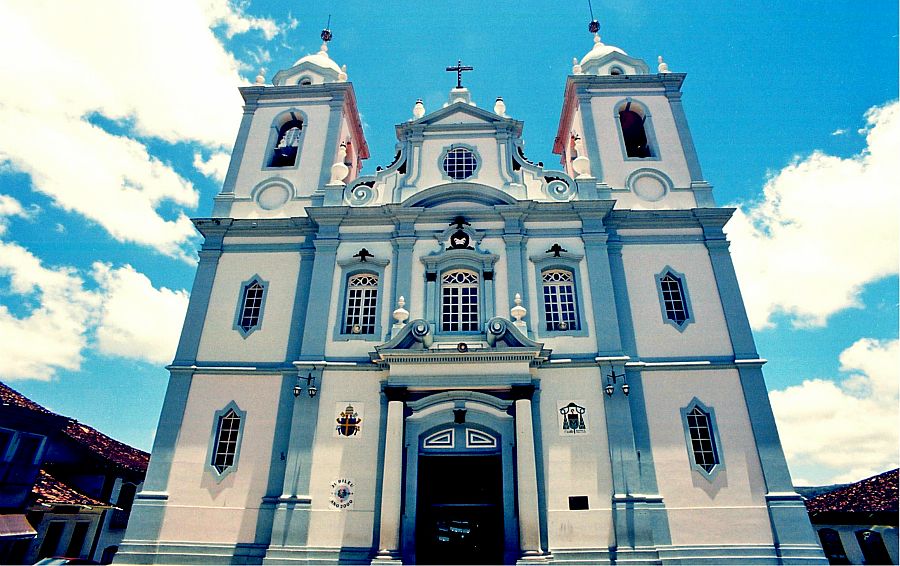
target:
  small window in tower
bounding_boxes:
[680,399,723,479]
[442,146,478,180]
[212,408,241,474]
[619,101,652,158]
[655,267,693,329]
[234,277,267,336]
[270,119,304,167]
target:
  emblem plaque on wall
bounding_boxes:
[329,478,355,510]
[334,402,363,437]
[558,401,589,435]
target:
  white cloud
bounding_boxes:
[0,194,30,235]
[0,241,189,379]
[726,100,900,329]
[770,338,899,485]
[0,241,98,379]
[0,1,280,257]
[830,128,847,136]
[193,151,231,183]
[93,263,189,364]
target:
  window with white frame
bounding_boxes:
[542,269,579,331]
[659,271,689,326]
[344,273,378,335]
[685,406,718,473]
[441,269,479,332]
[238,280,265,333]
[212,409,241,474]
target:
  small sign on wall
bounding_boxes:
[334,402,363,437]
[558,401,589,435]
[329,478,355,510]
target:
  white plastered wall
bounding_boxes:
[621,243,732,358]
[537,366,613,549]
[196,251,301,362]
[642,368,771,546]
[159,372,282,543]
[412,131,502,190]
[304,369,384,549]
[233,101,331,198]
[587,92,695,210]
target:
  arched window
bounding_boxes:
[618,101,652,158]
[817,529,850,564]
[441,269,479,332]
[855,530,891,565]
[542,269,579,331]
[344,273,378,335]
[269,118,303,167]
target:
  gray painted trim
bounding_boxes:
[205,401,247,482]
[679,397,725,481]
[232,274,269,338]
[316,98,347,192]
[173,247,222,365]
[654,265,695,332]
[261,108,309,171]
[220,107,256,195]
[285,245,316,362]
[580,231,624,356]
[625,167,674,202]
[575,94,604,181]
[298,239,340,359]
[665,86,706,183]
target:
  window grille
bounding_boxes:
[239,280,264,332]
[659,272,689,325]
[344,273,378,335]
[442,147,477,180]
[542,269,579,331]
[686,406,718,472]
[441,270,479,332]
[212,409,241,474]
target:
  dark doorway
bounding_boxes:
[416,454,504,565]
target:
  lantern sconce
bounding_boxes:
[294,372,318,398]
[605,369,628,397]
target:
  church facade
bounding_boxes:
[118,31,826,565]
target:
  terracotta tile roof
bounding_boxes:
[31,469,108,508]
[805,469,899,514]
[62,421,149,473]
[0,382,55,415]
[0,381,149,473]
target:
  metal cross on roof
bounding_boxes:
[446,59,474,88]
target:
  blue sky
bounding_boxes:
[0,1,896,486]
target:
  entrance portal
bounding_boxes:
[415,455,504,565]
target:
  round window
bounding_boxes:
[442,147,477,180]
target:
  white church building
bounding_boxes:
[118,27,826,565]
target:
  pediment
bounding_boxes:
[418,103,507,127]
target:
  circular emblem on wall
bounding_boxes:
[625,168,672,202]
[253,179,293,210]
[330,478,355,509]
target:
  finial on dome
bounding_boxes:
[494,97,506,117]
[657,55,671,73]
[593,33,602,44]
[412,99,425,119]
[255,69,266,86]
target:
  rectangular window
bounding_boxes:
[441,270,479,332]
[542,269,579,331]
[344,274,378,335]
[212,409,241,474]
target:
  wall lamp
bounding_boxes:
[293,372,318,398]
[604,369,629,397]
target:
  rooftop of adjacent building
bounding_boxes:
[31,469,109,508]
[0,381,149,474]
[801,469,899,515]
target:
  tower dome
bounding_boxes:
[272,42,348,86]
[574,33,649,76]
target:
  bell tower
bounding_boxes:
[212,31,369,219]
[554,32,714,209]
